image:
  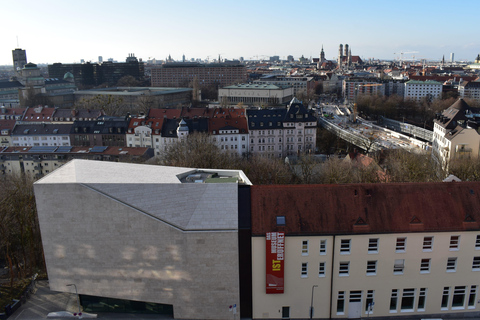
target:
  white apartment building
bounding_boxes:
[432,98,480,170]
[11,123,72,147]
[404,80,442,101]
[459,81,480,101]
[247,98,317,158]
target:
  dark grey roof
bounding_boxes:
[71,120,129,134]
[0,80,23,89]
[12,123,73,136]
[161,118,208,138]
[285,101,317,124]
[246,108,287,130]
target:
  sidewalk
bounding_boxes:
[11,280,173,319]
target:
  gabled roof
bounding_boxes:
[23,106,56,122]
[284,99,317,123]
[148,108,182,119]
[435,98,476,130]
[251,182,480,236]
[246,108,287,130]
[0,119,16,132]
[12,123,73,135]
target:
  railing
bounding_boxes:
[318,118,383,152]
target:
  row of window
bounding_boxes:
[336,286,477,315]
[300,235,479,256]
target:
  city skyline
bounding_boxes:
[1,0,479,66]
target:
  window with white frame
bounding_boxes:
[452,286,466,309]
[472,257,480,271]
[337,291,345,314]
[390,289,398,312]
[319,262,326,277]
[339,261,350,276]
[396,237,406,252]
[350,291,362,305]
[366,260,377,275]
[400,288,416,311]
[468,285,477,308]
[420,258,431,273]
[447,257,457,272]
[394,259,404,274]
[302,240,308,255]
[368,238,379,253]
[418,288,427,311]
[365,290,374,313]
[340,239,351,254]
[301,262,308,278]
[423,236,433,251]
[476,235,480,249]
[320,239,327,255]
[450,235,460,250]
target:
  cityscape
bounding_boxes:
[2,1,480,319]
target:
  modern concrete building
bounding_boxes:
[218,83,294,106]
[34,160,252,319]
[151,62,247,88]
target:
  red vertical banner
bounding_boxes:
[266,232,285,294]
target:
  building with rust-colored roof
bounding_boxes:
[251,182,480,319]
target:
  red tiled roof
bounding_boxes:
[209,108,248,134]
[180,107,213,119]
[251,182,480,236]
[410,75,479,82]
[148,108,182,119]
[0,119,16,131]
[23,106,56,122]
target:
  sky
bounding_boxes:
[1,0,479,66]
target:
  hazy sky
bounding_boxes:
[1,0,479,66]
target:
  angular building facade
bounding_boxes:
[34,160,252,319]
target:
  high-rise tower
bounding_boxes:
[12,48,27,72]
[338,44,343,68]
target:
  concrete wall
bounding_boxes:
[34,181,240,319]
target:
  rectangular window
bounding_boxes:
[452,286,466,309]
[394,259,405,274]
[473,257,480,271]
[368,238,378,253]
[390,289,398,312]
[401,288,416,311]
[450,235,460,250]
[468,286,477,308]
[337,291,345,314]
[420,258,431,273]
[301,262,308,278]
[396,237,406,252]
[423,236,433,251]
[447,257,457,272]
[365,290,374,312]
[302,240,308,255]
[282,306,290,319]
[366,260,377,275]
[476,235,480,249]
[276,216,285,226]
[319,240,327,255]
[340,239,351,254]
[418,288,427,311]
[350,290,362,303]
[339,261,349,276]
[319,262,326,277]
[442,287,450,309]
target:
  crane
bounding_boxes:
[393,51,419,62]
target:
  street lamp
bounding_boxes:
[310,285,318,320]
[66,283,81,315]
